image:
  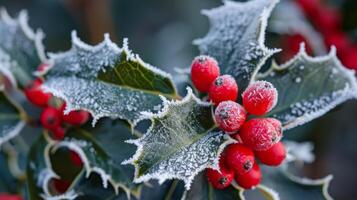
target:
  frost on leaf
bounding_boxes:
[0,91,25,147]
[0,8,45,88]
[194,0,280,91]
[256,45,357,129]
[44,32,177,126]
[125,88,234,190]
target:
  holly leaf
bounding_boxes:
[0,8,46,88]
[0,91,25,147]
[43,32,177,126]
[256,45,357,129]
[125,88,234,190]
[194,0,280,91]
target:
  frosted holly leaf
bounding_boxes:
[0,150,21,193]
[0,8,46,88]
[256,45,357,129]
[259,165,333,200]
[51,119,139,199]
[0,91,25,147]
[125,88,234,190]
[194,0,280,91]
[43,31,177,126]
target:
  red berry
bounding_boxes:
[324,32,350,55]
[70,151,83,167]
[191,55,220,92]
[24,79,52,107]
[40,107,62,130]
[209,75,238,105]
[214,101,246,133]
[240,118,282,151]
[0,194,23,200]
[255,142,286,166]
[224,144,254,175]
[37,63,50,74]
[52,179,70,194]
[312,7,341,34]
[296,0,321,18]
[61,103,90,126]
[206,157,234,189]
[341,46,357,70]
[235,163,261,189]
[242,81,278,116]
[52,126,66,140]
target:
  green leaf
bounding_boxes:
[50,119,138,198]
[0,8,45,88]
[0,91,25,146]
[194,0,280,91]
[43,32,177,125]
[259,165,333,200]
[0,150,21,193]
[256,46,357,129]
[125,88,234,190]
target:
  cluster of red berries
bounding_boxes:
[282,0,357,70]
[191,56,286,190]
[24,64,86,172]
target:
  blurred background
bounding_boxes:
[0,0,356,199]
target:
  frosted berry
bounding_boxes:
[24,79,52,107]
[40,107,62,130]
[52,126,66,140]
[61,103,90,126]
[70,151,83,167]
[242,81,278,116]
[235,163,261,189]
[224,144,254,175]
[191,55,220,92]
[209,75,238,105]
[255,142,286,166]
[206,157,234,189]
[240,118,282,151]
[214,101,246,133]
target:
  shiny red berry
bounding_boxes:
[242,81,278,116]
[191,55,220,92]
[70,151,83,167]
[206,157,234,189]
[235,163,261,189]
[52,126,66,140]
[240,118,282,151]
[313,7,341,34]
[209,75,238,105]
[61,103,90,126]
[255,142,286,166]
[214,101,246,133]
[52,179,70,194]
[40,107,62,130]
[0,194,23,200]
[24,79,52,107]
[224,144,255,175]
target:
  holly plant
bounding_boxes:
[0,0,356,199]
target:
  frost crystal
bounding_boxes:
[43,32,177,125]
[125,88,235,190]
[194,0,280,90]
[259,45,357,129]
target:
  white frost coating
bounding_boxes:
[194,0,281,89]
[284,141,315,164]
[259,44,357,130]
[0,8,46,62]
[41,190,78,200]
[44,31,177,126]
[124,88,235,190]
[52,140,132,199]
[256,184,280,200]
[0,121,25,147]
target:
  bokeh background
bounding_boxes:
[0,0,356,199]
